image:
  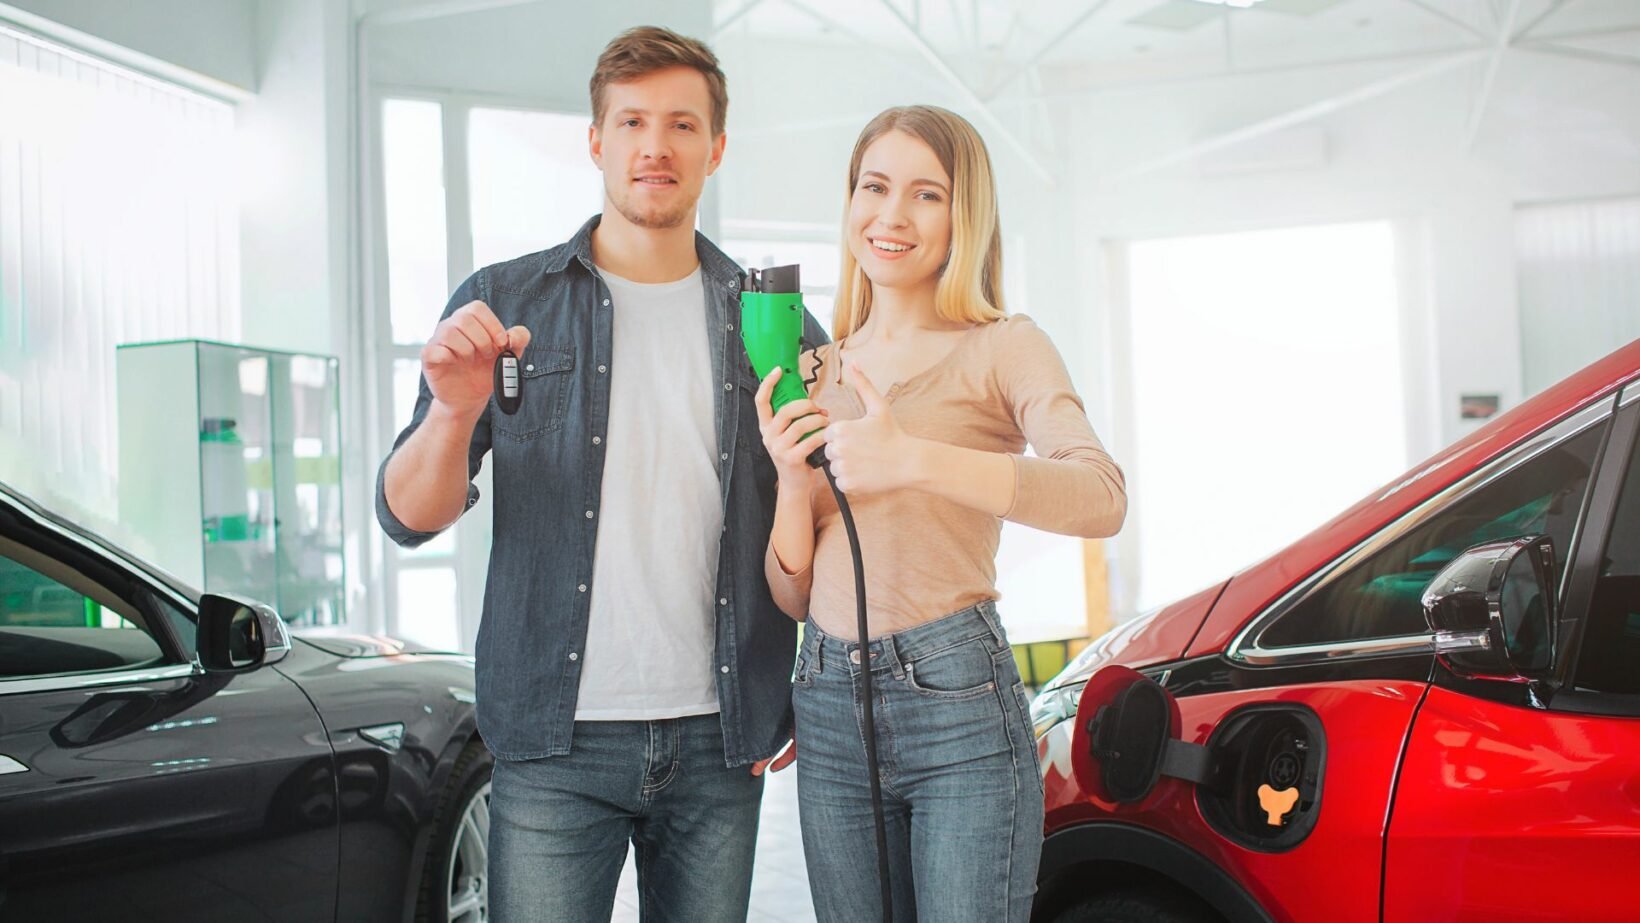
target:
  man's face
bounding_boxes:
[590,66,725,231]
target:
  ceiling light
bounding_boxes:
[1186,0,1267,8]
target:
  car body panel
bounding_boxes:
[0,482,482,923]
[273,640,481,922]
[1044,679,1425,923]
[0,665,339,921]
[1383,673,1640,921]
[1042,579,1228,695]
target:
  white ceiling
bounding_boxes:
[712,0,1640,186]
[715,0,1640,97]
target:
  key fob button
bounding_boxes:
[495,351,523,414]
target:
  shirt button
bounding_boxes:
[720,452,728,461]
[585,510,595,519]
[578,584,587,593]
[592,436,602,445]
[720,665,730,674]
[602,298,610,306]
[525,363,534,372]
[719,598,728,606]
[724,382,733,391]
[466,497,476,507]
[569,652,579,661]
[598,364,608,374]
[727,323,735,331]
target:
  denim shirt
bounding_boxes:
[376,215,829,765]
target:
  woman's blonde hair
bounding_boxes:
[832,105,1007,341]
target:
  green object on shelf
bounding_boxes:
[83,597,100,628]
[200,417,242,442]
[218,514,251,541]
[119,339,348,628]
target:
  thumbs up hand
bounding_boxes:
[824,363,920,495]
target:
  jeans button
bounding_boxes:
[849,650,861,665]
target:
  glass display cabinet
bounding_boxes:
[116,340,344,626]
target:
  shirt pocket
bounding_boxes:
[493,343,575,442]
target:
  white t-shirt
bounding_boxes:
[575,266,724,720]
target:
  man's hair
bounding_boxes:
[590,26,728,137]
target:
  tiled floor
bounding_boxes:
[610,764,817,922]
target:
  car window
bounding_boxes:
[0,536,166,679]
[1261,422,1605,648]
[1572,421,1640,694]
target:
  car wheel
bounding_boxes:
[1053,890,1221,923]
[416,741,495,923]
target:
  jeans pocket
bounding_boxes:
[493,343,574,441]
[902,637,997,700]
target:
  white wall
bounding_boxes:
[1,0,355,369]
[0,0,257,91]
[237,0,355,357]
[1059,49,1640,617]
[368,2,710,104]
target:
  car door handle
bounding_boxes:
[0,754,29,775]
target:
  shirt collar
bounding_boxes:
[543,213,742,292]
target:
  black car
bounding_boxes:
[0,482,493,922]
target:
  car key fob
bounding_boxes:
[494,350,522,415]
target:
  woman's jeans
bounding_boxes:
[793,601,1045,922]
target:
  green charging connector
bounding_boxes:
[740,264,824,466]
[740,288,808,413]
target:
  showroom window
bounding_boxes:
[1573,421,1640,695]
[1259,420,1605,649]
[0,25,239,516]
[375,99,606,650]
[1123,221,1409,612]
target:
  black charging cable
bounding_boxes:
[817,464,892,921]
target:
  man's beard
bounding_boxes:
[610,180,693,230]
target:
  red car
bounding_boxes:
[1029,340,1640,923]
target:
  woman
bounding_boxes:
[754,105,1127,922]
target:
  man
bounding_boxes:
[377,26,824,921]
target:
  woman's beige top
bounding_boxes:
[764,314,1127,640]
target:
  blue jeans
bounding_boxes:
[793,602,1044,923]
[488,714,764,922]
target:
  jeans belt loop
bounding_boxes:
[884,634,907,679]
[980,601,1008,649]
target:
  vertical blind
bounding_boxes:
[0,23,239,519]
[1516,196,1640,398]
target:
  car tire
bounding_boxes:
[416,740,495,923]
[1053,890,1221,923]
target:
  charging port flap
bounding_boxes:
[1071,666,1213,805]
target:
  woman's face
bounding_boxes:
[846,129,953,296]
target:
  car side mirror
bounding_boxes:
[197,593,292,672]
[1421,535,1557,680]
